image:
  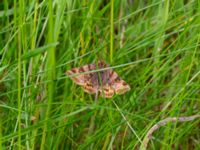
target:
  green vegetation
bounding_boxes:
[0,0,200,149]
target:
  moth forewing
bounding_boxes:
[99,84,115,98]
[66,63,96,86]
[108,70,119,83]
[112,80,130,95]
[66,68,85,86]
[83,81,98,94]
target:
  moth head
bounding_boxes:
[98,60,108,68]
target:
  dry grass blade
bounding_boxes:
[140,114,200,150]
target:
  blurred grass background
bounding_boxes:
[0,0,200,149]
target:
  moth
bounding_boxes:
[66,61,130,98]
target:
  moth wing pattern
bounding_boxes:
[112,79,130,95]
[108,70,130,95]
[99,84,115,98]
[66,64,96,86]
[83,81,98,94]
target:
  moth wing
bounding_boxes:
[99,84,115,98]
[83,81,98,94]
[112,79,130,94]
[108,70,130,95]
[66,64,96,86]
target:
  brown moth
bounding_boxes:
[66,60,130,98]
